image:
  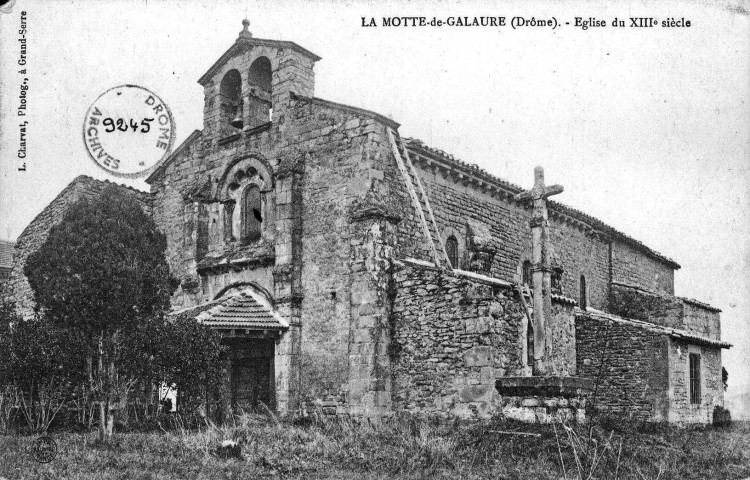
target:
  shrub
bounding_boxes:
[712,405,731,427]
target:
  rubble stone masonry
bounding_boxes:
[412,163,674,312]
[3,176,152,318]
[668,339,723,424]
[391,262,526,418]
[576,314,670,421]
[610,282,720,339]
[8,25,724,423]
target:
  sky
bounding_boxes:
[0,0,748,397]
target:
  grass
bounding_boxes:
[1,415,749,479]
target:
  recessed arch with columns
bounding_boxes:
[218,154,274,200]
[217,154,275,244]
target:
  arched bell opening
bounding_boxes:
[247,56,273,127]
[219,69,243,131]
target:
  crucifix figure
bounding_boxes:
[515,166,563,375]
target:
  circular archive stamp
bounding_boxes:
[30,435,57,463]
[83,85,175,178]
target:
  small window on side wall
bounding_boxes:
[689,353,701,404]
[579,275,587,310]
[446,235,459,268]
[527,321,534,368]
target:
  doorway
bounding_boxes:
[226,338,275,412]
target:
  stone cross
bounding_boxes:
[515,166,563,375]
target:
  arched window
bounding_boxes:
[248,56,273,126]
[522,260,533,288]
[579,275,587,310]
[220,70,242,130]
[445,235,459,268]
[241,185,262,242]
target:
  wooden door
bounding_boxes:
[231,356,272,411]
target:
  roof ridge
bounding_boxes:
[291,92,400,129]
[146,129,202,183]
[71,174,150,195]
[403,138,680,269]
[579,309,731,348]
[15,175,150,243]
[197,37,320,86]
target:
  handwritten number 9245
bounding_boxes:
[102,118,155,133]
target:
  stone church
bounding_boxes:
[4,20,729,424]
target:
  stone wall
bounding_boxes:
[682,300,721,341]
[414,165,610,311]
[148,28,415,414]
[612,241,674,294]
[609,282,684,329]
[610,283,721,339]
[391,262,527,418]
[668,339,724,424]
[3,176,151,318]
[576,313,670,421]
[281,96,402,407]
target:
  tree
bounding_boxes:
[157,317,224,417]
[0,301,89,433]
[119,315,224,425]
[24,186,177,439]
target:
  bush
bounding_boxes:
[713,405,731,427]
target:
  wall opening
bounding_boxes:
[689,353,701,404]
[247,56,273,127]
[526,321,534,369]
[446,235,459,268]
[219,69,243,131]
[579,275,587,310]
[241,185,262,243]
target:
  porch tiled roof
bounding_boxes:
[169,289,288,330]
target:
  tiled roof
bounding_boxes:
[290,93,401,130]
[679,296,722,313]
[169,299,223,323]
[551,293,578,306]
[169,289,288,330]
[579,309,731,349]
[403,138,681,270]
[0,240,14,269]
[612,281,721,313]
[198,36,320,87]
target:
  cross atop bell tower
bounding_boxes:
[239,18,253,39]
[515,166,564,375]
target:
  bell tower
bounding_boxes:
[198,19,321,140]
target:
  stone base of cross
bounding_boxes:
[514,166,563,375]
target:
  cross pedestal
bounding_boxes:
[515,167,563,376]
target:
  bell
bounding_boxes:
[230,115,243,129]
